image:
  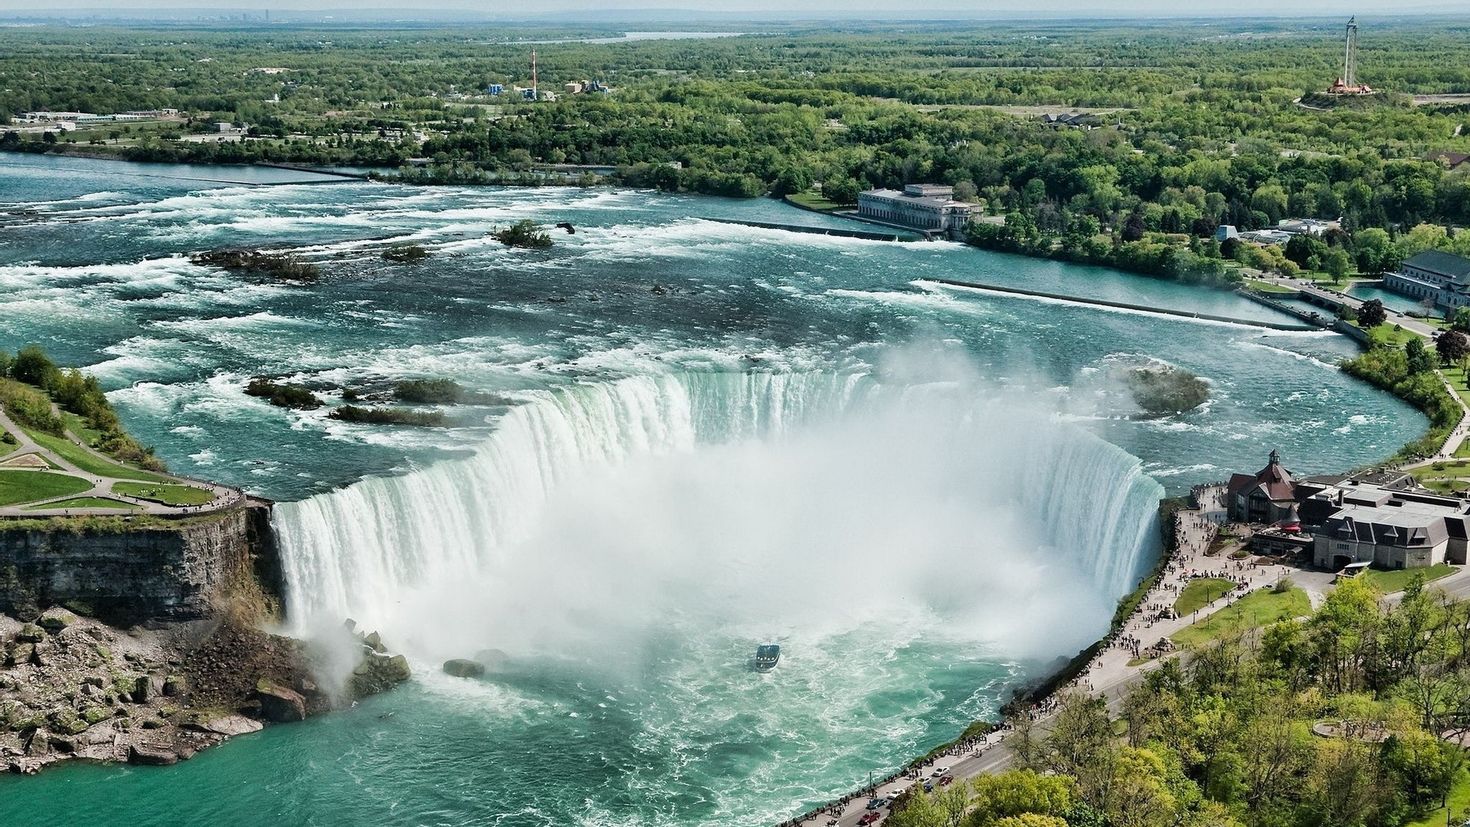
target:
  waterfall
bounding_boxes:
[273,371,1163,651]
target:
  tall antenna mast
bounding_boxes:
[1344,17,1358,89]
[531,49,538,100]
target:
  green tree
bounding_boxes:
[1438,330,1470,366]
[1383,729,1457,808]
[1451,307,1470,333]
[1324,248,1353,281]
[991,816,1067,827]
[1406,338,1436,374]
[11,344,59,389]
[1353,228,1398,274]
[969,771,1074,825]
[1357,299,1388,329]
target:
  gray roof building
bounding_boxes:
[1381,250,1470,310]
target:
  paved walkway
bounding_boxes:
[0,406,243,518]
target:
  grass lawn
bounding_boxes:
[0,431,17,457]
[1173,587,1311,649]
[61,412,104,448]
[1421,458,1470,479]
[26,496,138,511]
[112,481,214,506]
[1442,366,1470,411]
[1174,578,1237,615]
[0,469,92,507]
[1362,564,1457,594]
[1407,767,1470,827]
[25,429,167,483]
[785,190,851,212]
[1367,323,1422,349]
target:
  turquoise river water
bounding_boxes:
[0,154,1424,826]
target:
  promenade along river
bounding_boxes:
[0,154,1425,827]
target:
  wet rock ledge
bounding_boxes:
[0,607,408,774]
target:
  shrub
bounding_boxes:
[191,250,320,281]
[244,378,323,410]
[329,405,446,426]
[492,220,554,249]
[392,379,463,404]
[382,244,429,263]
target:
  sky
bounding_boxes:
[1,0,1468,19]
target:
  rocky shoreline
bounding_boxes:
[0,608,408,774]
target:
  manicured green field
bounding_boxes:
[1174,578,1236,616]
[1362,563,1456,594]
[26,496,138,511]
[1366,323,1421,349]
[0,469,92,507]
[27,429,167,483]
[112,481,215,506]
[785,190,849,211]
[1173,587,1311,649]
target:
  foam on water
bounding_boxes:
[0,158,1432,827]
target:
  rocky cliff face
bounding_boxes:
[0,500,283,626]
[1,608,409,775]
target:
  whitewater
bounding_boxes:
[0,154,1425,826]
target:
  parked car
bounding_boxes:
[931,766,950,777]
[939,775,955,787]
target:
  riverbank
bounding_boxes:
[0,153,1426,824]
[0,350,412,774]
[0,606,410,774]
[776,285,1452,825]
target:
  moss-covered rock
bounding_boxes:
[80,705,113,725]
[1123,364,1210,416]
[36,607,78,633]
[47,708,88,735]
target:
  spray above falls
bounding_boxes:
[272,366,1164,665]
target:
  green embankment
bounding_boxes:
[112,482,215,506]
[1341,345,1459,460]
[1172,586,1311,648]
[0,469,92,507]
[26,430,167,483]
[1362,563,1456,594]
[785,190,850,212]
[1173,578,1236,616]
[1366,324,1419,349]
[26,496,138,511]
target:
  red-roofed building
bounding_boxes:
[1227,450,1298,524]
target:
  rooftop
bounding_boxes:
[1404,250,1470,283]
[860,188,971,210]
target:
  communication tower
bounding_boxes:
[1327,17,1374,96]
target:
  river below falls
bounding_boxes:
[0,153,1424,826]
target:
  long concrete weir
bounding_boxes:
[923,277,1319,331]
[702,217,924,242]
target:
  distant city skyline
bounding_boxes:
[2,0,1469,19]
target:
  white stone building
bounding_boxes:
[857,184,974,233]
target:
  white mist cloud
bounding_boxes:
[325,353,1155,673]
